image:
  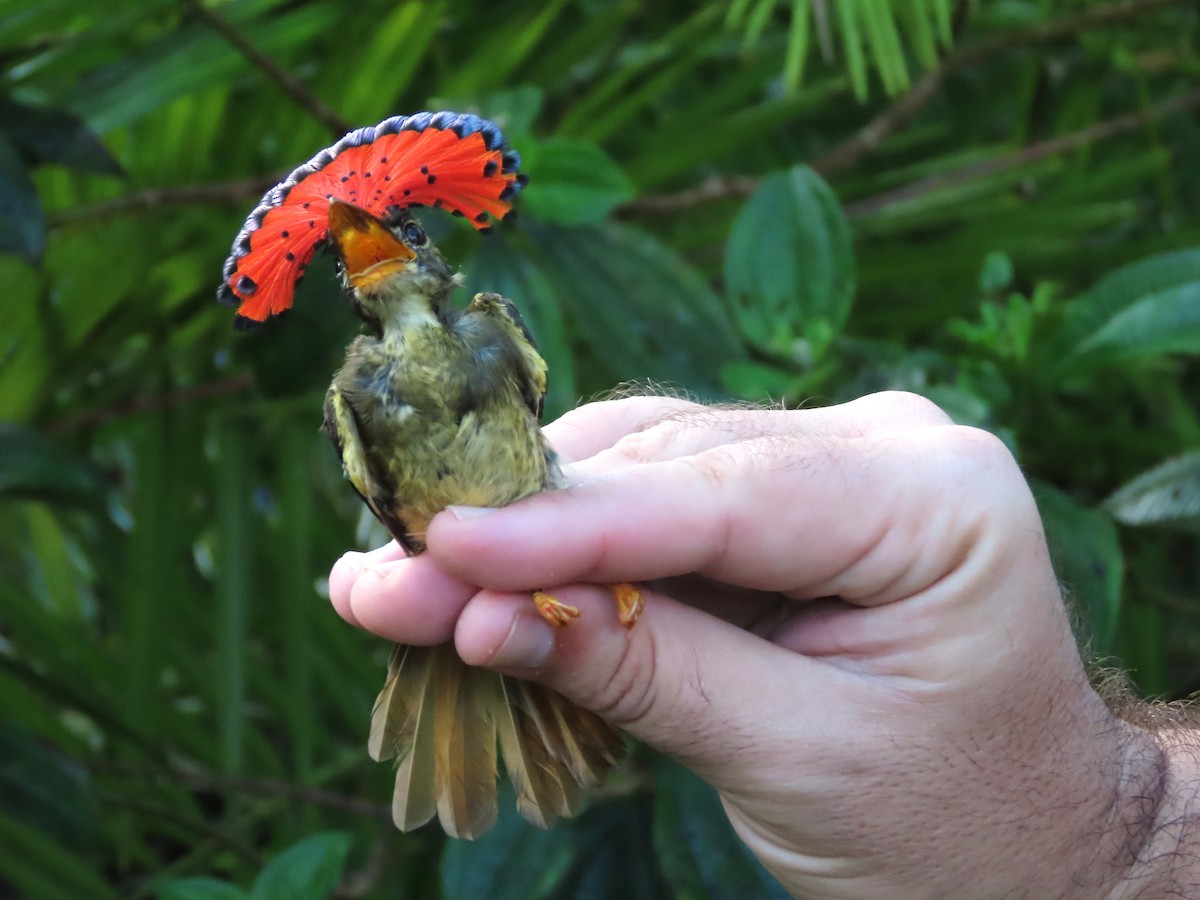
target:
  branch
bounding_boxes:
[842,86,1200,219]
[46,374,257,434]
[100,793,264,864]
[51,0,1191,227]
[821,0,1189,178]
[619,174,758,215]
[625,0,1192,214]
[185,0,350,137]
[93,760,393,822]
[47,176,279,228]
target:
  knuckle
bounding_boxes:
[610,427,669,464]
[683,448,730,489]
[938,424,1016,473]
[859,390,955,427]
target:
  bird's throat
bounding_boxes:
[354,278,446,338]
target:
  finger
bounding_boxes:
[328,542,410,626]
[542,395,702,463]
[429,421,1032,607]
[336,554,478,645]
[562,390,954,482]
[452,583,866,794]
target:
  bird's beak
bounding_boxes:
[327,200,417,290]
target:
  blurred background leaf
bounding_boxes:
[3,0,1200,895]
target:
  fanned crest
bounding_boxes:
[217,111,526,329]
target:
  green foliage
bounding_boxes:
[2,0,1199,896]
[157,831,352,900]
[725,165,855,363]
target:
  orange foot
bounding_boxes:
[612,582,643,629]
[533,591,580,627]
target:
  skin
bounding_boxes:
[329,390,1200,898]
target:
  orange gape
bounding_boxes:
[217,111,525,328]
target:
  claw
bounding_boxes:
[533,591,580,627]
[612,583,643,629]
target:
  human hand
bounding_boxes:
[329,392,1167,898]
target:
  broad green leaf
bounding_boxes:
[157,877,249,900]
[1034,482,1124,653]
[521,137,635,226]
[549,798,659,900]
[0,97,122,174]
[0,810,118,900]
[324,1,445,126]
[249,832,351,900]
[1070,282,1200,363]
[441,793,574,900]
[725,165,855,361]
[720,359,809,399]
[1104,452,1200,529]
[626,90,834,189]
[437,0,573,100]
[66,5,340,131]
[0,423,104,507]
[653,758,788,900]
[1052,247,1200,363]
[0,724,95,851]
[0,132,43,262]
[530,222,744,395]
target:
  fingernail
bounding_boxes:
[448,505,500,519]
[489,614,555,669]
[337,550,366,571]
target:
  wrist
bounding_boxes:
[1108,725,1200,898]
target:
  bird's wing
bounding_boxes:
[322,385,419,553]
[466,291,548,421]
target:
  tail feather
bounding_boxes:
[433,650,499,839]
[519,680,625,790]
[496,676,575,826]
[370,643,624,837]
[382,647,439,831]
[368,646,413,761]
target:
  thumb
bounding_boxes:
[453,582,863,795]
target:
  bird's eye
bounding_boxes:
[402,222,425,246]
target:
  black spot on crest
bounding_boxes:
[237,275,257,295]
[483,160,498,177]
[427,174,436,184]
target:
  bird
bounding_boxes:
[218,112,642,838]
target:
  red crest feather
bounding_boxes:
[217,111,525,328]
